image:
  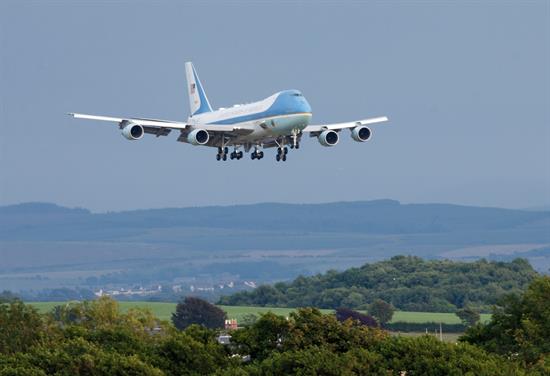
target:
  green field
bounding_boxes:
[29,301,491,324]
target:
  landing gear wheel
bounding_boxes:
[284,147,288,154]
[296,143,300,149]
[259,151,264,159]
[276,154,281,161]
[251,153,256,160]
[224,147,229,154]
[282,154,287,161]
[222,154,227,161]
[238,151,243,159]
[216,154,221,161]
[218,147,222,154]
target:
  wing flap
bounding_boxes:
[143,126,172,137]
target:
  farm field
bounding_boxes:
[29,301,491,324]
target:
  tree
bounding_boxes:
[461,276,550,369]
[368,299,395,325]
[172,297,226,330]
[0,301,45,354]
[156,331,228,375]
[455,307,480,327]
[335,307,378,328]
[0,290,19,304]
[240,313,258,327]
[230,312,291,361]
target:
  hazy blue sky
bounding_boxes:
[1,1,548,212]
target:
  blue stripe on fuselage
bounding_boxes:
[207,90,312,125]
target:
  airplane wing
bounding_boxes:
[68,113,253,133]
[302,116,389,133]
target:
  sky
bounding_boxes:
[0,1,549,212]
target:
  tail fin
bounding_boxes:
[185,62,213,116]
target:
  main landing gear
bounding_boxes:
[275,147,288,162]
[251,149,264,160]
[217,146,244,161]
[230,150,243,160]
[215,143,292,162]
[216,146,229,161]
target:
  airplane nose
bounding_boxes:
[300,97,312,113]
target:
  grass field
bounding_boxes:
[29,301,491,324]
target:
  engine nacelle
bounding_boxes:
[187,129,209,145]
[318,130,339,147]
[351,125,372,142]
[121,122,144,140]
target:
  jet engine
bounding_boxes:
[187,129,209,145]
[121,122,144,140]
[318,130,339,147]
[351,125,372,142]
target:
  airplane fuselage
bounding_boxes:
[187,89,312,143]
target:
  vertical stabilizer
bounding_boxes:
[185,62,213,116]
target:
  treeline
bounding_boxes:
[2,279,548,375]
[219,256,538,312]
[0,304,494,375]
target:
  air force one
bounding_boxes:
[70,62,389,162]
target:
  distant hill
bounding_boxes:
[1,200,548,293]
[2,199,549,240]
[219,256,539,312]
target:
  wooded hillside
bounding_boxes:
[219,256,538,312]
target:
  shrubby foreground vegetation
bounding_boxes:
[1,276,548,375]
[220,256,538,312]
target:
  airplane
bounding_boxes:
[70,62,388,162]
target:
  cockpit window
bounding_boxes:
[292,93,302,96]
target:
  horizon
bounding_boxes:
[2,198,549,214]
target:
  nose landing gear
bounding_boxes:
[289,130,300,149]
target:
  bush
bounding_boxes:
[172,297,226,330]
[335,307,378,328]
[456,307,480,327]
[368,299,395,324]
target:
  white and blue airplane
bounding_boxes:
[70,62,388,161]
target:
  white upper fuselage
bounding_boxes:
[187,89,312,142]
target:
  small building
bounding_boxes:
[225,319,238,330]
[217,335,231,345]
